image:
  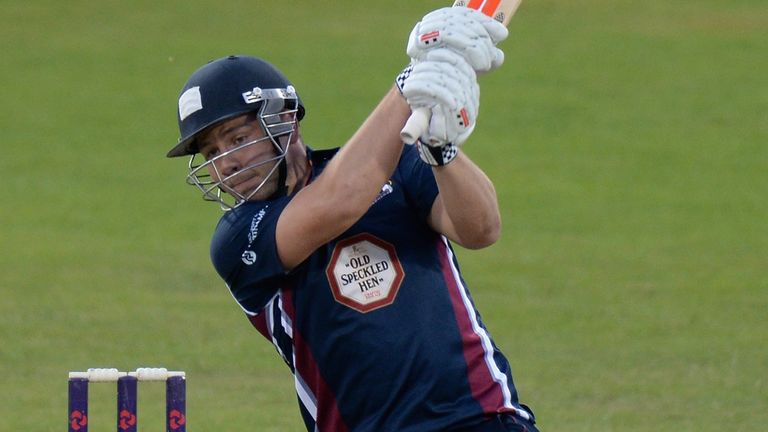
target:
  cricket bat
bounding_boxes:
[399,0,523,144]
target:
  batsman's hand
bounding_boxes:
[407,6,508,73]
[400,49,480,148]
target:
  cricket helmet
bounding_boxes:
[169,55,305,209]
[168,55,305,157]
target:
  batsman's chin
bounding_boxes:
[225,175,273,200]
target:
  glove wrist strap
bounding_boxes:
[416,140,459,166]
[395,63,413,95]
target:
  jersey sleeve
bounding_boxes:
[209,198,290,314]
[397,144,440,221]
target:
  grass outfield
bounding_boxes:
[2,0,766,430]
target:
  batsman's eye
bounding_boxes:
[233,135,248,145]
[202,147,219,159]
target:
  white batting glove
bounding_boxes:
[407,7,508,73]
[401,49,480,149]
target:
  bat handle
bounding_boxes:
[400,107,430,144]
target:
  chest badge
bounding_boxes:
[326,233,405,313]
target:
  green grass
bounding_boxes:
[2,0,766,430]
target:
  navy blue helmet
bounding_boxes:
[168,55,305,158]
[169,55,305,209]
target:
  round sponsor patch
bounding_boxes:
[241,250,257,265]
[326,233,404,313]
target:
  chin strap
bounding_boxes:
[268,158,289,200]
[266,133,292,200]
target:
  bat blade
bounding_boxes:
[400,0,523,144]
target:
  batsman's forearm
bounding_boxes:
[430,153,501,249]
[277,87,410,269]
[324,87,409,214]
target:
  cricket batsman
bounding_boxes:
[167,6,538,432]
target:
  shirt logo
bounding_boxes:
[248,208,267,243]
[241,250,257,265]
[326,233,404,313]
[372,180,394,205]
[242,206,267,266]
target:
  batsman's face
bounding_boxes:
[197,114,281,201]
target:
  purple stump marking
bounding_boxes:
[116,376,138,432]
[166,375,187,432]
[68,378,89,432]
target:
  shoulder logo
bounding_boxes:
[241,250,257,265]
[372,180,394,205]
[325,233,404,313]
[248,208,267,243]
[241,206,268,266]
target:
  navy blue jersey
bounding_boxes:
[210,145,533,431]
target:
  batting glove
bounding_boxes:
[407,6,508,73]
[399,49,479,164]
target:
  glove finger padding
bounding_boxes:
[473,10,509,44]
[404,71,471,108]
[396,54,475,98]
[419,7,508,44]
[405,56,476,109]
[425,104,477,147]
[403,63,477,117]
[409,20,497,71]
[420,49,477,80]
[407,6,508,73]
[412,50,479,146]
[401,51,480,147]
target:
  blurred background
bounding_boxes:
[1,0,766,430]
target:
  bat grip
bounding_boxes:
[400,107,430,144]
